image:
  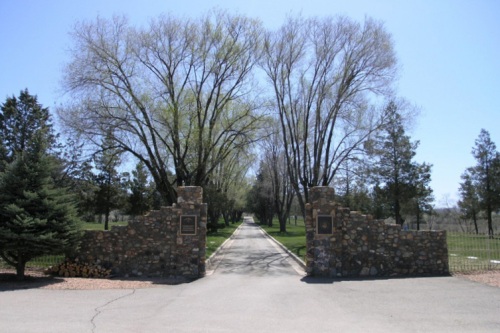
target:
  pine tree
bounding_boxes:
[463,129,500,237]
[55,137,97,221]
[458,170,480,234]
[0,90,81,279]
[93,131,125,230]
[0,89,57,169]
[367,101,433,226]
[246,166,274,227]
[335,157,373,214]
[404,162,434,230]
[126,161,154,216]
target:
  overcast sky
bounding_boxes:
[1,0,499,206]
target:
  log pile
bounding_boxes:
[48,260,112,278]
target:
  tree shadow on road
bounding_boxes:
[0,269,64,291]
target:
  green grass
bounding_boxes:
[447,232,499,259]
[0,254,65,270]
[82,221,128,230]
[206,221,243,258]
[28,255,65,268]
[447,232,500,271]
[259,218,307,261]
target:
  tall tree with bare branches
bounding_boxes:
[261,15,397,215]
[60,11,264,204]
[260,120,295,232]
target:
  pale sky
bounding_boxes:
[1,0,499,206]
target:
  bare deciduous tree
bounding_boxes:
[260,120,295,232]
[59,11,264,204]
[261,15,397,214]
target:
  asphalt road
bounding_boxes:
[1,218,499,332]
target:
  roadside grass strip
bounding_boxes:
[258,218,307,261]
[206,221,243,258]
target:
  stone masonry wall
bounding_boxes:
[305,187,449,278]
[74,187,207,279]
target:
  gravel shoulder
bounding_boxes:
[0,268,187,290]
[453,270,500,288]
[1,268,500,290]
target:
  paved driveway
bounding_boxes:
[1,218,499,332]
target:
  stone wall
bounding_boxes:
[305,187,449,278]
[74,186,207,279]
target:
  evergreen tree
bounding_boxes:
[55,137,97,221]
[0,90,81,279]
[246,167,274,226]
[335,157,373,214]
[464,129,500,237]
[367,101,433,226]
[0,89,58,169]
[93,131,125,230]
[403,163,434,230]
[370,183,390,220]
[126,161,154,216]
[458,170,480,234]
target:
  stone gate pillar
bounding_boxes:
[175,186,208,278]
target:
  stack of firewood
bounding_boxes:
[48,260,112,278]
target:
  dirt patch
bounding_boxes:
[0,268,190,291]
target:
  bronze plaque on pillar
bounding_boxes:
[180,215,197,235]
[317,215,333,235]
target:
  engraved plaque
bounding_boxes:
[180,215,197,235]
[317,215,333,235]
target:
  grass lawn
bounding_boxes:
[82,221,129,230]
[447,232,500,271]
[259,218,307,261]
[206,221,243,258]
[0,254,65,269]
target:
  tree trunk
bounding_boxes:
[487,204,494,238]
[16,259,27,281]
[416,213,420,231]
[104,209,110,231]
[394,199,403,226]
[278,214,287,233]
[267,215,273,227]
[472,210,479,235]
[222,212,230,226]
